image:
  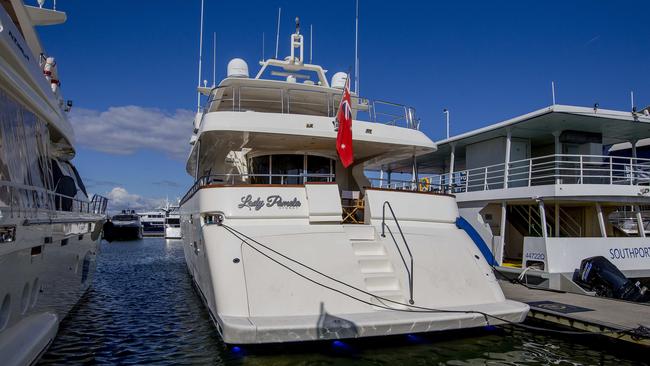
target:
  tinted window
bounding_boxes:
[68,163,88,196]
[271,154,303,184]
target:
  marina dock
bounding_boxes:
[500,280,650,346]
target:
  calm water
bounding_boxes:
[39,238,648,365]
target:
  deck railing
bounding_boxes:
[422,154,650,194]
[0,180,109,219]
[205,85,420,130]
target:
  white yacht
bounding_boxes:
[417,105,650,298]
[0,1,108,364]
[180,21,528,345]
[137,209,165,236]
[164,204,181,239]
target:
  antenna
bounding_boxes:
[275,8,281,59]
[631,91,635,111]
[310,24,313,64]
[354,0,360,95]
[196,0,205,112]
[212,32,216,87]
[551,81,556,105]
[262,32,265,61]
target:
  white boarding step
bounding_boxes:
[357,259,394,274]
[351,241,386,256]
[343,225,377,241]
[364,276,400,292]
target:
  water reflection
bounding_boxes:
[39,239,647,365]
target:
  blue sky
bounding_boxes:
[35,0,650,209]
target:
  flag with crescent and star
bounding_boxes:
[336,74,353,168]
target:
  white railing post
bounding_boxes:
[528,158,532,187]
[504,129,512,189]
[630,157,634,186]
[609,156,613,185]
[579,155,583,184]
[483,167,488,190]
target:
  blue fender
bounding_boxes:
[455,216,497,266]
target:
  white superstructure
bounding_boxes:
[0,1,108,364]
[417,105,650,293]
[180,20,527,344]
[137,209,165,236]
[164,204,181,239]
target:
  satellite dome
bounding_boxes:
[331,72,348,89]
[227,58,249,78]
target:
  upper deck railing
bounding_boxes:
[0,180,109,219]
[205,85,421,130]
[422,154,650,194]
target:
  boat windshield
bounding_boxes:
[113,215,137,221]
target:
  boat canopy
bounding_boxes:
[412,105,650,173]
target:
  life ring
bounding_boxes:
[418,177,430,192]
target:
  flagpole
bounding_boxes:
[354,0,360,95]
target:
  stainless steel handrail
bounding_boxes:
[0,180,108,218]
[204,84,420,130]
[381,201,415,305]
[423,153,650,193]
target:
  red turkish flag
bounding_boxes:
[336,76,354,168]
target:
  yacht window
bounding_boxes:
[249,156,270,184]
[0,88,53,209]
[272,155,303,184]
[67,163,88,197]
[307,155,334,182]
[248,154,335,184]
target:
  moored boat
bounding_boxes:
[180,19,528,345]
[416,105,650,301]
[103,210,143,242]
[0,1,108,364]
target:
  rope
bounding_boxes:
[219,223,645,337]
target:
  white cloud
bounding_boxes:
[69,106,194,160]
[105,187,165,213]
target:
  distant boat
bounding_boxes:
[164,205,182,239]
[103,211,143,242]
[137,209,166,236]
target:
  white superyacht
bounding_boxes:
[180,21,528,344]
[0,1,108,364]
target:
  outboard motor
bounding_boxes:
[573,256,649,302]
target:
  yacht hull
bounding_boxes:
[0,214,103,365]
[180,185,529,344]
[165,226,182,239]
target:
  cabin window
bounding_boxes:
[248,154,335,184]
[307,155,334,182]
[0,87,53,210]
[271,154,304,184]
